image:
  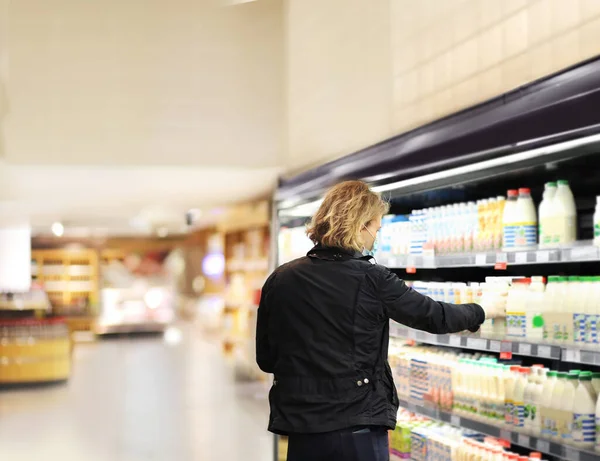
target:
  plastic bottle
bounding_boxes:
[592,372,600,395]
[551,180,577,245]
[559,373,579,444]
[495,196,506,250]
[514,188,537,249]
[549,372,567,441]
[540,371,557,438]
[527,277,546,341]
[513,368,529,430]
[506,278,531,339]
[565,276,580,345]
[503,190,518,249]
[572,371,597,448]
[595,381,600,452]
[594,196,600,247]
[531,367,546,436]
[538,182,557,248]
[505,366,520,428]
[524,368,537,434]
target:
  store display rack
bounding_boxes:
[398,398,597,461]
[390,324,600,366]
[378,242,600,270]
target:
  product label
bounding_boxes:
[514,223,537,247]
[574,313,586,344]
[503,225,516,248]
[506,312,526,338]
[573,413,595,444]
[513,401,525,427]
[595,223,600,239]
[505,401,514,426]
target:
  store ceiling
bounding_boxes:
[0,0,283,236]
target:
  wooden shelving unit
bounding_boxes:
[31,249,99,318]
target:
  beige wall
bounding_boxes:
[286,0,600,172]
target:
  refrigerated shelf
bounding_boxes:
[378,242,600,270]
[398,398,597,461]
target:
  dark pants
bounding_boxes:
[287,427,389,461]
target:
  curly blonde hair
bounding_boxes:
[306,180,389,252]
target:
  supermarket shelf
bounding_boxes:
[398,398,597,461]
[391,324,600,366]
[379,242,600,269]
[390,324,562,360]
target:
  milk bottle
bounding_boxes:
[551,180,577,245]
[527,277,546,341]
[559,374,579,443]
[538,182,557,248]
[524,369,537,434]
[504,366,520,428]
[566,276,581,345]
[514,188,537,249]
[531,367,546,436]
[572,371,597,448]
[594,196,600,247]
[513,368,529,430]
[592,372,600,395]
[503,190,518,249]
[507,279,530,339]
[540,371,557,437]
[549,373,567,441]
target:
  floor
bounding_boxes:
[0,324,273,461]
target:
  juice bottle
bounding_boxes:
[538,182,557,248]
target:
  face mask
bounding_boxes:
[362,226,378,257]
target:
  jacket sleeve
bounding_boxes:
[255,272,277,373]
[376,267,485,334]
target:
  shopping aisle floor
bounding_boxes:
[0,324,272,461]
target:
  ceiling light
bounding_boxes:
[51,222,64,237]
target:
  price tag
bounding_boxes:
[564,348,582,363]
[537,345,552,358]
[536,439,550,453]
[450,415,460,426]
[499,431,511,446]
[406,266,417,274]
[536,251,550,263]
[518,343,532,356]
[490,340,501,352]
[494,262,507,270]
[501,341,513,352]
[500,352,513,360]
[475,254,487,266]
[449,336,462,348]
[570,246,598,261]
[468,338,487,350]
[564,446,580,461]
[517,434,530,447]
[515,252,528,264]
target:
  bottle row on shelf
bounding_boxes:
[389,344,600,453]
[408,274,600,348]
[377,180,591,258]
[391,409,547,461]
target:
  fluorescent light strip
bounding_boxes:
[372,133,600,193]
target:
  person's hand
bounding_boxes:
[480,300,506,320]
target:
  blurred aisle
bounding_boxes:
[0,324,272,461]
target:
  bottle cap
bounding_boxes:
[520,367,531,374]
[567,373,579,380]
[510,366,520,372]
[546,182,557,187]
[569,369,581,374]
[529,452,542,459]
[567,276,579,282]
[579,371,593,381]
[518,188,531,195]
[557,179,569,185]
[592,372,600,379]
[507,189,518,197]
[547,371,558,377]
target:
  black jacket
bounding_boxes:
[256,245,485,435]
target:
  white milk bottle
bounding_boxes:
[594,196,600,247]
[531,367,547,436]
[527,277,546,341]
[503,190,518,249]
[514,188,537,249]
[560,373,579,444]
[595,382,600,452]
[544,277,560,343]
[552,180,577,245]
[494,364,506,424]
[540,371,558,438]
[592,372,600,395]
[504,366,519,428]
[572,371,597,448]
[513,368,529,431]
[538,182,557,248]
[549,373,567,441]
[524,368,537,434]
[507,279,530,339]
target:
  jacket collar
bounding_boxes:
[307,243,367,261]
